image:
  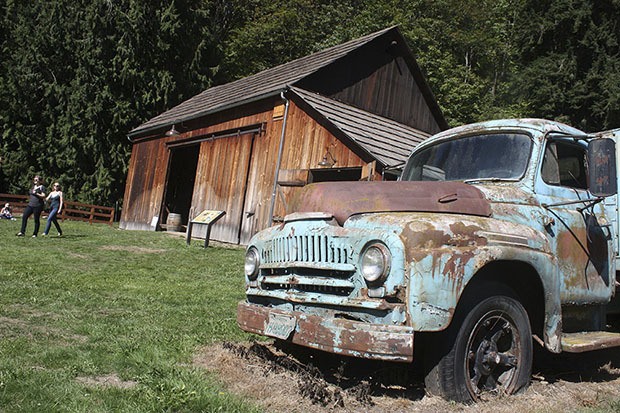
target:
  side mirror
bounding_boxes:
[588,138,617,197]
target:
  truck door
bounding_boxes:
[599,129,620,267]
[536,138,615,304]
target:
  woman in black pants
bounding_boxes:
[17,175,46,238]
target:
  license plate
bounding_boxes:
[264,313,296,339]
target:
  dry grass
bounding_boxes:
[76,374,138,389]
[195,341,620,413]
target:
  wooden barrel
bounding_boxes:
[166,213,182,232]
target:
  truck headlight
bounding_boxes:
[360,243,391,284]
[244,247,260,280]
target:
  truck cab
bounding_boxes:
[237,118,620,402]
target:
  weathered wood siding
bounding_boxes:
[329,56,442,135]
[296,34,444,135]
[186,102,282,244]
[270,101,373,222]
[121,97,375,243]
[189,133,253,243]
[279,102,368,170]
[120,137,172,230]
[164,98,373,244]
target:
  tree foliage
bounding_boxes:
[0,0,243,203]
[512,0,620,130]
[1,0,618,206]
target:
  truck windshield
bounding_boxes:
[401,133,532,182]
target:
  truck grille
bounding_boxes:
[261,280,354,296]
[262,235,351,265]
[254,231,358,298]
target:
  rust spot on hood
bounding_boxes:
[448,222,488,247]
[289,181,492,225]
[401,224,452,250]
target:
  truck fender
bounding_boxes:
[407,245,562,353]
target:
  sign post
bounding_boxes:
[186,210,226,248]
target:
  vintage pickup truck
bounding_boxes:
[237,118,620,402]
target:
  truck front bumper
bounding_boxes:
[237,301,415,362]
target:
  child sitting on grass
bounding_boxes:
[1,203,16,220]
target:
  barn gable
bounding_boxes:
[121,27,447,244]
[287,87,429,168]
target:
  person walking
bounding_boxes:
[43,182,63,236]
[17,175,46,237]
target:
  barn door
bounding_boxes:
[191,132,255,244]
[238,139,262,245]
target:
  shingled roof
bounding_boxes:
[288,87,428,168]
[129,27,397,138]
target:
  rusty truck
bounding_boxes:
[237,118,620,402]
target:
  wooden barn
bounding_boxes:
[121,26,447,244]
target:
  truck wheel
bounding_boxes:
[424,294,532,403]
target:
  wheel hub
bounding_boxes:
[468,315,519,395]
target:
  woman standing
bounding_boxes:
[17,175,46,237]
[43,182,63,236]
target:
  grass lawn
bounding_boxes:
[0,219,260,412]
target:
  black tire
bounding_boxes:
[424,294,533,403]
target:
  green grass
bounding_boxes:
[0,219,260,412]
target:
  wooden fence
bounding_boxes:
[0,193,115,226]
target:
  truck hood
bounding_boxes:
[474,184,538,205]
[289,181,492,225]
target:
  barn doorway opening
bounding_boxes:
[161,144,199,231]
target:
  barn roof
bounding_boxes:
[129,26,436,138]
[288,87,428,168]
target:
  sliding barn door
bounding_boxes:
[191,133,255,244]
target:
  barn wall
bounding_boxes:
[122,96,386,243]
[270,101,373,222]
[120,136,175,230]
[178,98,375,244]
[295,33,443,135]
[188,133,253,243]
[329,56,442,135]
[121,98,286,243]
[121,102,267,232]
[279,102,367,171]
[187,100,285,243]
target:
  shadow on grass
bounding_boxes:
[534,346,620,384]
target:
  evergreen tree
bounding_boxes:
[0,0,240,204]
[512,0,620,130]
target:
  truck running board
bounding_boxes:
[561,331,620,353]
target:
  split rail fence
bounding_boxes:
[0,193,115,226]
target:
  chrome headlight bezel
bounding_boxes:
[359,242,391,285]
[244,247,260,280]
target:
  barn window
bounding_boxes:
[309,167,363,183]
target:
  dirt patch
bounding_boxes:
[0,316,88,345]
[195,340,620,413]
[76,373,138,389]
[163,231,244,249]
[67,252,90,259]
[101,245,167,254]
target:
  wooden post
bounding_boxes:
[204,224,212,248]
[186,221,193,246]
